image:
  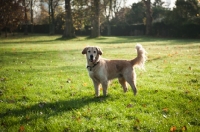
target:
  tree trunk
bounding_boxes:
[106,0,112,36]
[63,0,75,38]
[30,0,34,33]
[51,0,55,34]
[5,28,7,37]
[143,0,152,35]
[49,0,51,34]
[23,0,28,35]
[91,0,100,38]
[49,0,55,35]
[106,16,111,36]
[107,23,111,36]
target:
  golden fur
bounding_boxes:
[82,44,147,97]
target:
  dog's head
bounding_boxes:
[82,46,103,63]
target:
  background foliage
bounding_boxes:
[0,0,200,38]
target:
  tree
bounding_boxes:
[72,0,91,31]
[0,0,25,37]
[102,0,126,35]
[102,0,113,36]
[23,0,30,35]
[91,0,100,38]
[54,5,65,33]
[63,0,75,38]
[48,0,61,35]
[165,0,200,25]
[143,0,152,35]
[176,0,199,18]
[30,0,33,32]
[125,2,145,24]
[30,0,35,33]
[35,3,49,24]
[152,0,164,7]
[152,0,166,22]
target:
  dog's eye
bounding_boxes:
[88,51,90,53]
[94,51,96,53]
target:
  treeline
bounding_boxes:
[16,22,200,38]
[1,0,200,38]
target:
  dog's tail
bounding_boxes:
[130,44,147,70]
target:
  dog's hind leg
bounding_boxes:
[128,81,137,95]
[124,71,137,95]
[118,77,128,92]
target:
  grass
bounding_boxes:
[0,34,200,131]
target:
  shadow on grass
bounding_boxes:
[0,39,57,45]
[0,96,108,127]
[1,35,199,45]
[0,34,77,45]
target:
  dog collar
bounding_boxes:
[87,62,99,71]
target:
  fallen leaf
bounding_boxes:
[170,126,176,132]
[18,125,25,132]
[0,78,6,82]
[142,104,147,107]
[135,119,140,123]
[185,90,190,94]
[181,126,187,131]
[133,119,140,130]
[82,83,87,86]
[127,104,133,108]
[168,54,172,57]
[28,83,33,86]
[162,108,168,112]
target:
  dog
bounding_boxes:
[82,44,147,97]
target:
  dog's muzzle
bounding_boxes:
[89,55,94,62]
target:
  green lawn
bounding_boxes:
[0,34,200,131]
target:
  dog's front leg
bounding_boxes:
[101,80,108,96]
[92,80,100,97]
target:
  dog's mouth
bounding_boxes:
[89,58,95,62]
[89,55,95,62]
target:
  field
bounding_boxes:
[0,34,200,131]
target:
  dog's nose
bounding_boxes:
[90,55,94,61]
[90,55,93,59]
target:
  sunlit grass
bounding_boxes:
[0,34,200,131]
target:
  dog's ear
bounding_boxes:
[82,47,88,54]
[96,47,103,55]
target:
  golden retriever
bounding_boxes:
[82,44,147,97]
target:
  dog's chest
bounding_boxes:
[88,68,105,81]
